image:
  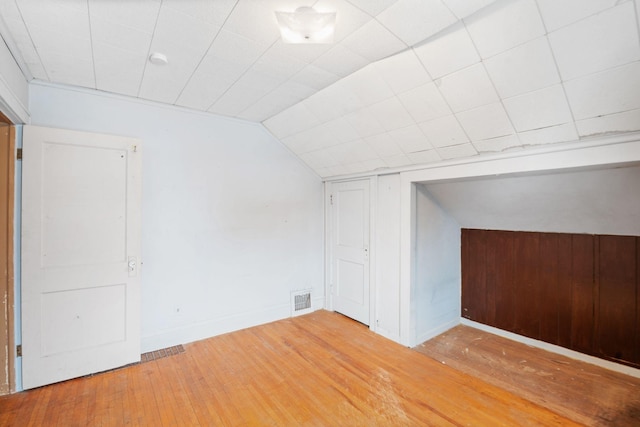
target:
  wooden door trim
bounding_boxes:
[0,120,15,394]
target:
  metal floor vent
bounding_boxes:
[291,289,313,317]
[141,344,185,363]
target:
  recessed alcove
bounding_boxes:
[399,137,640,370]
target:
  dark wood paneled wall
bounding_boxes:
[461,229,640,368]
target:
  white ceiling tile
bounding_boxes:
[175,72,233,111]
[484,36,560,98]
[328,139,380,163]
[294,124,339,153]
[176,59,246,110]
[93,42,146,97]
[387,125,434,153]
[290,65,341,90]
[19,1,90,38]
[314,0,374,43]
[344,109,387,137]
[547,3,640,81]
[456,102,515,141]
[383,153,414,167]
[368,97,415,131]
[419,115,469,147]
[377,0,458,46]
[208,70,284,116]
[312,44,369,77]
[206,30,271,71]
[267,40,333,64]
[263,103,320,138]
[437,63,499,112]
[503,84,573,132]
[88,0,161,32]
[341,64,394,104]
[238,82,316,122]
[406,149,441,164]
[413,23,479,79]
[437,143,478,159]
[345,0,397,16]
[472,135,522,153]
[441,0,496,19]
[375,50,431,95]
[398,82,451,122]
[575,109,640,138]
[465,0,545,59]
[222,0,281,44]
[300,149,340,169]
[323,117,361,143]
[342,19,407,61]
[0,0,46,78]
[536,0,618,32]
[38,50,95,88]
[564,62,640,120]
[364,133,404,157]
[252,47,308,80]
[29,27,92,59]
[162,0,236,26]
[90,16,153,53]
[303,80,364,123]
[517,123,578,146]
[151,5,220,55]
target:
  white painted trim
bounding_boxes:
[461,318,640,379]
[368,176,377,331]
[416,318,460,346]
[324,182,333,312]
[323,132,640,182]
[398,181,415,347]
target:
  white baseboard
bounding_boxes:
[141,297,325,353]
[414,318,460,347]
[461,318,640,379]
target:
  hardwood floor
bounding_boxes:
[1,311,579,426]
[415,325,640,426]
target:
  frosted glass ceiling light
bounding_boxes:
[275,6,336,44]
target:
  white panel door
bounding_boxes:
[21,125,142,389]
[330,179,370,325]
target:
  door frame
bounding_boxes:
[324,177,377,329]
[0,110,15,394]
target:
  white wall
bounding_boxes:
[0,34,29,123]
[423,165,640,236]
[28,82,324,352]
[374,174,401,342]
[412,184,461,345]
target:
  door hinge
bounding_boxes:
[16,344,22,357]
[330,194,333,205]
[16,148,22,160]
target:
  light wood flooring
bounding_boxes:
[415,325,640,426]
[0,310,579,426]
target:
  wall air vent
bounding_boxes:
[291,289,313,317]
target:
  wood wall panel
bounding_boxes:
[492,231,515,332]
[570,234,595,354]
[537,233,555,343]
[461,229,640,368]
[556,235,574,349]
[461,229,486,323]
[596,235,636,362]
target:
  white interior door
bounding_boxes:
[330,179,370,325]
[21,125,142,389]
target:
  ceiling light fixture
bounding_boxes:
[149,52,168,66]
[275,6,336,44]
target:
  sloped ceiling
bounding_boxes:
[1,0,639,179]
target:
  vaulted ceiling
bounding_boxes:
[1,0,639,178]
